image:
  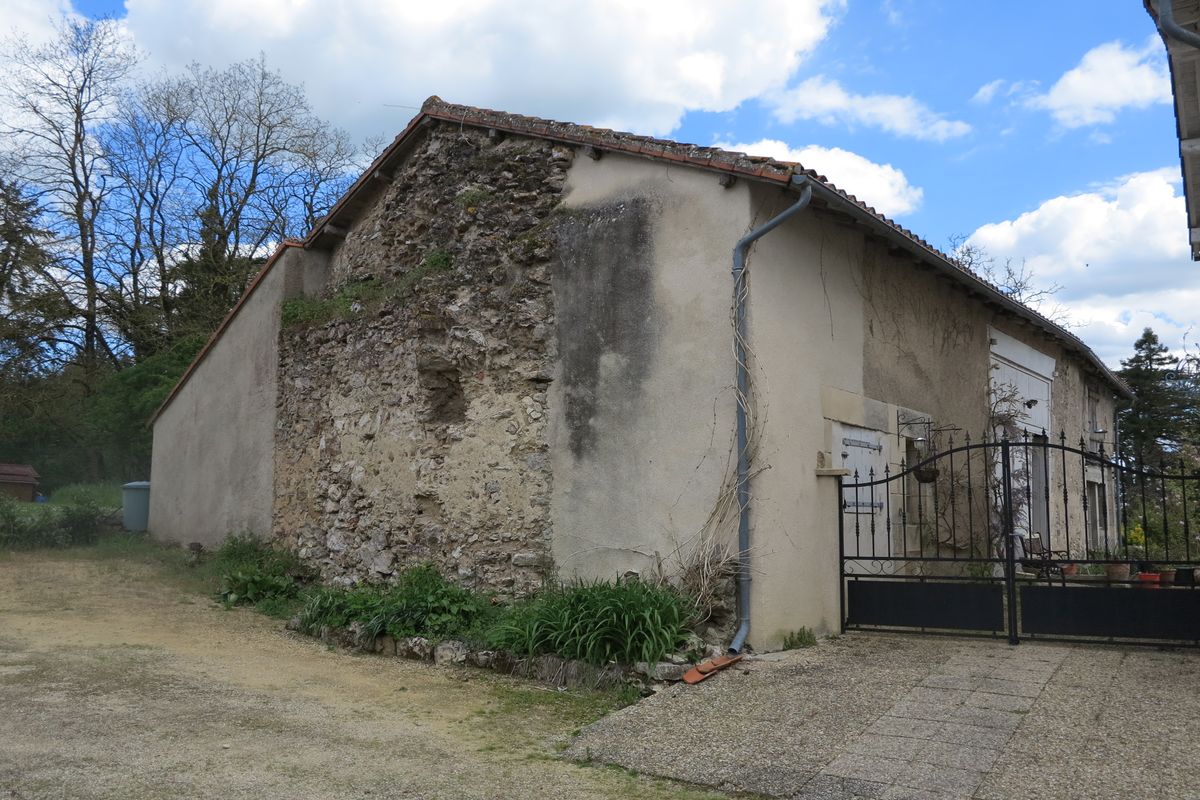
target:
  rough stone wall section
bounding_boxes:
[275,124,572,594]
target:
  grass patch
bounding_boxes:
[281,248,456,329]
[488,580,694,667]
[457,188,492,208]
[49,482,123,507]
[0,489,114,550]
[296,569,694,669]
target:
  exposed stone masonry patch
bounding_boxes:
[274,123,571,594]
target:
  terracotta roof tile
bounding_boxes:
[155,96,1129,422]
[404,98,1126,394]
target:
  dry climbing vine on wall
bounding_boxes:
[986,379,1034,560]
[650,212,780,633]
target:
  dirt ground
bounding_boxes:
[0,547,724,800]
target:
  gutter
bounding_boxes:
[1154,0,1200,49]
[728,175,813,654]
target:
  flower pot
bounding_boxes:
[1175,567,1197,587]
[1061,563,1079,577]
[913,467,939,484]
[1159,569,1177,587]
[1104,563,1131,582]
[1136,572,1161,588]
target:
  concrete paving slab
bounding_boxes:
[567,634,1200,800]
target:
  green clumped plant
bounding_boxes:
[218,569,298,606]
[781,627,818,650]
[488,579,695,667]
[297,563,490,642]
[0,490,113,550]
[214,533,313,609]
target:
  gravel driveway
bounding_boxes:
[0,549,721,800]
[6,545,1197,800]
[569,634,1200,799]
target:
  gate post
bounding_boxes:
[1001,435,1020,645]
[837,475,846,633]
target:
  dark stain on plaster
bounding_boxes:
[552,198,658,458]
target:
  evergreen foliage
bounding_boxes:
[1116,327,1197,460]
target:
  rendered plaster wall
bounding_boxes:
[150,247,328,546]
[739,190,1124,648]
[860,251,1120,557]
[736,193,869,648]
[274,124,568,594]
[547,152,750,632]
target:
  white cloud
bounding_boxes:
[968,169,1198,365]
[1027,37,1171,128]
[766,76,971,142]
[110,0,844,140]
[971,79,1006,105]
[0,0,76,45]
[721,138,923,217]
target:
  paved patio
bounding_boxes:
[566,634,1200,799]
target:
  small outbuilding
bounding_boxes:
[149,97,1128,650]
[0,464,40,502]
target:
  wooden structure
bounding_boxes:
[0,464,39,502]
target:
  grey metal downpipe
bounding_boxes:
[1156,0,1200,50]
[728,176,813,654]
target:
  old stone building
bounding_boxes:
[150,97,1127,650]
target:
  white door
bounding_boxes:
[836,424,891,564]
[990,333,1054,553]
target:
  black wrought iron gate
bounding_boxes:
[838,433,1200,645]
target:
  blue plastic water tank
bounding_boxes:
[122,481,151,532]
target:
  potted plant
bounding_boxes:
[913,465,939,484]
[1158,565,1177,587]
[1107,544,1145,584]
[1061,562,1080,577]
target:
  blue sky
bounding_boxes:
[4,0,1191,365]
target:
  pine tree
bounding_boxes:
[1117,328,1193,460]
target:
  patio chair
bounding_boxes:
[1020,536,1069,578]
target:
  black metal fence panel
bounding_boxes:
[838,432,1200,645]
[847,579,1005,632]
[1021,585,1200,641]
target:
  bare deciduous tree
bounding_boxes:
[948,233,1073,327]
[0,18,137,368]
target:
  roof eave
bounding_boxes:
[804,182,1133,399]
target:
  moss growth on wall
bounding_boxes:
[274,123,572,595]
[280,249,455,329]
